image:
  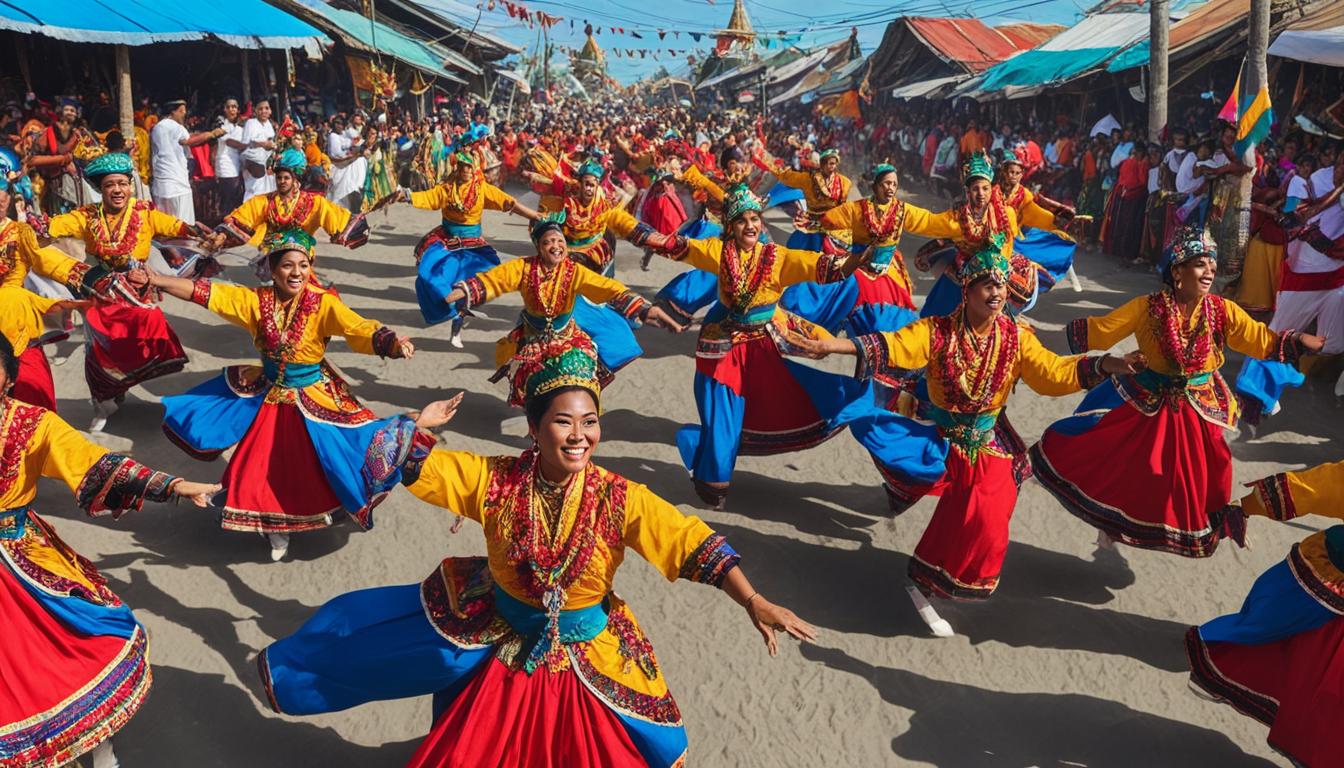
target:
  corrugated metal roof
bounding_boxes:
[907,17,1022,73]
[0,0,325,49]
[994,22,1066,50]
[976,13,1149,92]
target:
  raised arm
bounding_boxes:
[903,203,963,240]
[1223,298,1323,361]
[1065,294,1147,353]
[318,295,413,358]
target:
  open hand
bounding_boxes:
[414,392,464,430]
[173,481,222,507]
[396,337,415,359]
[1101,350,1148,375]
[644,305,685,334]
[1299,333,1327,354]
[748,597,817,657]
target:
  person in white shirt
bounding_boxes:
[241,99,277,201]
[149,100,222,225]
[214,98,247,214]
[327,113,369,213]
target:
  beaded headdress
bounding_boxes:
[262,228,316,260]
[957,233,1010,287]
[961,150,994,185]
[84,152,135,183]
[511,333,603,405]
[272,147,307,175]
[529,212,567,244]
[723,183,763,222]
[1000,148,1023,168]
[577,158,606,180]
[1161,226,1216,276]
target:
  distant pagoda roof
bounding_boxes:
[717,0,754,40]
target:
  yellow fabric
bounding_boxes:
[1004,185,1062,233]
[1232,236,1284,313]
[410,180,515,225]
[475,257,631,313]
[1080,294,1279,376]
[0,219,79,290]
[0,405,109,510]
[132,126,152,182]
[1243,460,1344,520]
[679,238,824,310]
[683,165,725,204]
[205,282,383,362]
[47,200,187,265]
[820,199,960,247]
[224,193,352,243]
[0,286,59,352]
[773,167,851,213]
[406,451,718,610]
[538,195,640,241]
[879,317,1082,413]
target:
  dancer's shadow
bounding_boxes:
[803,645,1276,767]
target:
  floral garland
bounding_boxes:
[561,193,611,236]
[442,174,481,215]
[932,314,1020,413]
[811,172,845,207]
[0,400,43,499]
[0,219,16,278]
[1149,291,1224,375]
[257,285,323,360]
[525,256,576,319]
[954,188,1011,254]
[264,190,317,231]
[721,241,776,312]
[85,199,149,268]
[860,199,906,241]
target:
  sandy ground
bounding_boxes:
[35,187,1343,767]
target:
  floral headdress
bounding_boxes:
[1159,226,1216,281]
[961,150,994,185]
[84,152,135,183]
[723,182,763,222]
[957,233,1010,287]
[510,333,603,406]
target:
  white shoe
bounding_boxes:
[1096,529,1116,550]
[906,585,955,637]
[268,533,290,562]
[89,398,119,433]
[90,740,120,768]
[450,318,465,349]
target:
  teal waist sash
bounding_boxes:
[441,222,483,239]
[865,243,897,272]
[568,232,603,250]
[929,405,1000,454]
[522,310,573,333]
[1134,368,1213,392]
[493,586,609,673]
[0,506,30,540]
[262,360,323,388]
[706,302,776,328]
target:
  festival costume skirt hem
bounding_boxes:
[1184,627,1277,727]
[83,303,188,402]
[415,239,500,326]
[15,347,57,412]
[218,505,340,535]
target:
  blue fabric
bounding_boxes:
[2,556,140,642]
[571,298,642,372]
[0,0,323,48]
[1016,228,1076,284]
[920,274,964,319]
[677,217,722,240]
[415,241,500,326]
[161,372,266,453]
[655,269,720,318]
[1199,559,1336,645]
[980,47,1132,91]
[0,505,29,540]
[786,229,824,252]
[261,360,321,388]
[679,372,747,484]
[618,710,689,768]
[848,302,919,338]
[764,182,805,209]
[441,222,483,238]
[264,583,493,715]
[1235,357,1304,413]
[780,278,860,334]
[492,587,609,643]
[1042,377,1126,437]
[304,415,402,516]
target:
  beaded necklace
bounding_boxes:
[954,188,1011,253]
[258,285,322,360]
[87,199,147,266]
[860,198,905,240]
[443,175,480,214]
[1150,290,1219,375]
[721,240,776,312]
[935,313,1019,413]
[525,256,576,322]
[562,193,610,235]
[0,220,16,277]
[265,190,315,230]
[812,172,845,206]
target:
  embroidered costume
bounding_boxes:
[539,176,659,277]
[0,399,181,768]
[758,150,852,252]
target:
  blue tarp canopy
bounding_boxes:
[976,13,1150,93]
[294,0,479,78]
[0,0,326,49]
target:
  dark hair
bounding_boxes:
[0,334,18,388]
[266,247,309,270]
[1297,153,1317,169]
[524,385,599,428]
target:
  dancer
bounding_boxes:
[152,229,415,562]
[1031,230,1324,558]
[996,148,1079,286]
[650,184,946,509]
[43,153,202,431]
[439,216,683,405]
[0,285,87,410]
[538,158,670,277]
[0,335,217,768]
[789,241,1136,635]
[396,151,540,342]
[756,146,851,251]
[258,336,815,767]
[1186,458,1344,767]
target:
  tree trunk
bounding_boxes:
[1148,0,1169,143]
[241,49,252,104]
[115,45,134,139]
[1235,0,1271,260]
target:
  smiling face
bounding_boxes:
[729,209,763,249]
[1173,255,1216,299]
[873,173,898,204]
[99,174,133,212]
[256,101,272,122]
[529,388,601,482]
[536,230,567,267]
[966,178,992,208]
[965,276,1007,323]
[59,104,77,124]
[578,173,600,204]
[270,250,312,300]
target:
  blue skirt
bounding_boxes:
[1017,228,1076,284]
[1200,558,1336,646]
[416,242,500,326]
[764,183,805,210]
[571,299,642,372]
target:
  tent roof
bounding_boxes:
[284,0,475,79]
[866,16,1043,92]
[0,0,325,49]
[1107,0,1245,71]
[976,12,1149,92]
[907,17,1023,72]
[994,22,1066,50]
[1269,2,1344,66]
[381,0,523,59]
[890,74,965,99]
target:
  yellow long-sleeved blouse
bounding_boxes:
[466,256,644,319]
[410,178,516,226]
[47,199,190,269]
[1239,459,1344,605]
[1001,183,1063,233]
[1,402,111,513]
[539,194,642,244]
[819,198,960,249]
[0,219,81,290]
[682,165,727,204]
[0,286,59,352]
[195,281,388,364]
[674,237,834,313]
[222,190,352,243]
[771,166,851,215]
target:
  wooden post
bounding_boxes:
[1235,0,1271,259]
[115,45,134,139]
[1148,0,1169,142]
[241,49,252,104]
[14,35,32,92]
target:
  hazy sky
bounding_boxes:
[413,0,1094,83]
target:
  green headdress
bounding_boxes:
[957,233,1010,287]
[453,149,476,166]
[262,228,316,260]
[272,147,307,175]
[577,158,606,180]
[85,152,135,183]
[529,211,567,244]
[508,332,604,406]
[818,148,840,161]
[999,148,1023,168]
[723,183,762,222]
[961,150,994,185]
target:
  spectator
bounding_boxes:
[241,98,277,201]
[149,99,222,225]
[214,98,246,216]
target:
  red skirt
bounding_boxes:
[909,447,1018,600]
[1033,401,1232,557]
[407,658,648,768]
[83,302,187,402]
[1187,623,1344,767]
[220,401,343,534]
[15,347,56,411]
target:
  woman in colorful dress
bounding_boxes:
[151,229,415,562]
[756,146,851,252]
[395,151,541,345]
[43,153,203,432]
[440,216,683,406]
[996,148,1078,288]
[0,285,87,411]
[788,241,1137,636]
[1185,458,1344,767]
[650,185,946,510]
[537,158,670,278]
[258,335,815,767]
[1031,230,1324,558]
[0,334,217,768]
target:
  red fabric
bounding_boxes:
[1116,157,1148,198]
[221,401,342,531]
[911,448,1017,598]
[1281,264,1344,292]
[15,346,56,411]
[0,555,129,723]
[854,270,915,310]
[190,142,215,181]
[1201,618,1344,767]
[697,336,823,433]
[640,186,687,236]
[1038,401,1233,544]
[907,17,1023,72]
[408,658,646,768]
[83,302,187,401]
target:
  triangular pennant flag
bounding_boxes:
[658,29,666,39]
[1218,72,1241,124]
